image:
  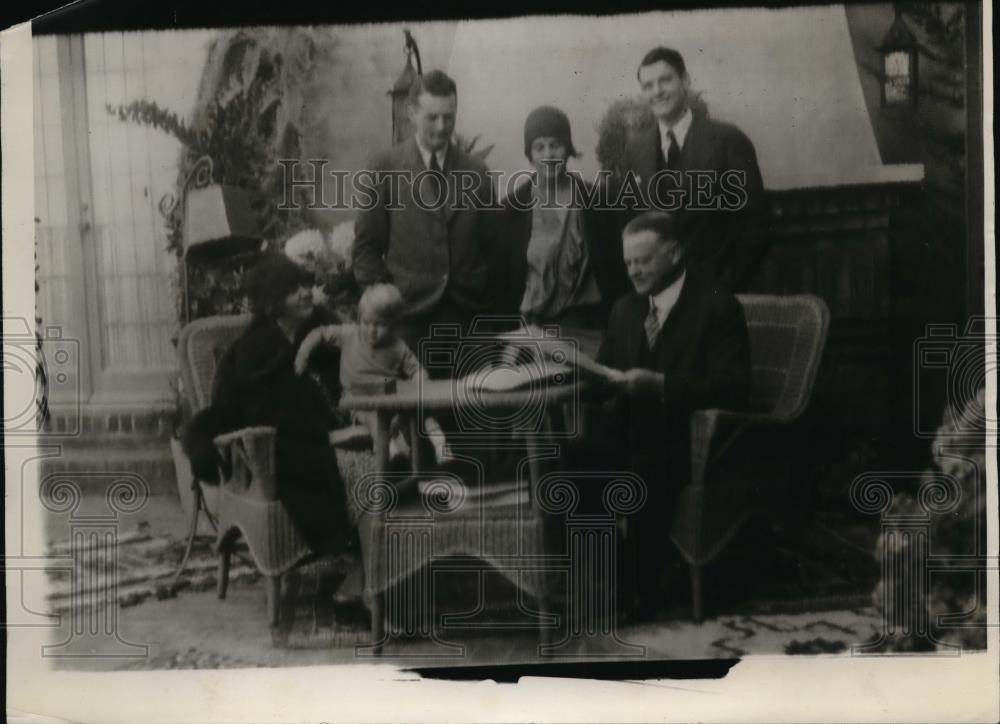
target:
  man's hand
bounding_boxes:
[611,368,664,399]
[499,343,522,368]
[294,328,326,375]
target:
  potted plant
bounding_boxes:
[111,29,339,516]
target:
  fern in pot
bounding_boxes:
[111,29,346,519]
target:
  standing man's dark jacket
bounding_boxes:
[491,174,628,319]
[624,112,767,291]
[352,137,497,318]
[597,272,751,491]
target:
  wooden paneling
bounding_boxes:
[752,184,911,437]
[753,185,900,319]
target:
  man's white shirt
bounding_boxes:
[658,107,693,157]
[650,270,687,328]
[415,136,448,171]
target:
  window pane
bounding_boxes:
[33,36,73,336]
[35,30,215,386]
[84,31,213,372]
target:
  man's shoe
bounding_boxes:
[332,598,371,629]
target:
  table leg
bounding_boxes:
[537,589,553,651]
[374,411,391,472]
[525,411,556,502]
[409,415,423,474]
[371,591,386,655]
[371,411,392,655]
[525,434,542,504]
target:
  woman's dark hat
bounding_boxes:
[523,105,578,159]
[245,254,313,315]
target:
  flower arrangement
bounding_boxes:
[283,222,358,318]
[109,28,355,435]
[327,220,356,265]
[108,28,340,322]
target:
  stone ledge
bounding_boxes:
[42,405,178,443]
[38,445,178,497]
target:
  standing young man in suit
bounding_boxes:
[624,47,767,291]
[352,70,497,357]
[594,210,751,616]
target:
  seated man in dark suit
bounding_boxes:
[592,210,751,617]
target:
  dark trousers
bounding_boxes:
[399,297,472,364]
[568,399,685,614]
[399,296,511,381]
[276,438,355,556]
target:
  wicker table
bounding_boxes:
[341,376,580,476]
[340,376,581,655]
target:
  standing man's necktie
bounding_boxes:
[429,152,448,211]
[644,300,661,349]
[663,129,681,170]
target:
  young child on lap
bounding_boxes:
[295,283,448,463]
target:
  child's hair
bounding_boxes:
[358,283,405,323]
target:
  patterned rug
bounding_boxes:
[45,524,371,647]
[626,608,883,658]
[658,512,881,618]
[45,504,881,655]
[45,524,259,611]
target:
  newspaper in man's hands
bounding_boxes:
[495,325,624,385]
[568,351,625,385]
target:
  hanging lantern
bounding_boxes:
[877,8,919,107]
[162,156,263,322]
[182,184,261,262]
[388,30,422,145]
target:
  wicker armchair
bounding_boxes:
[669,294,830,621]
[176,314,367,628]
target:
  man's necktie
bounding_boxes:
[644,300,661,350]
[428,152,448,211]
[663,129,681,170]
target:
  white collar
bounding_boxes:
[649,270,686,325]
[658,107,694,150]
[415,136,448,170]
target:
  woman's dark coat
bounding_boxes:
[182,306,353,555]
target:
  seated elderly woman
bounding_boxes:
[492,105,628,351]
[183,254,355,559]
